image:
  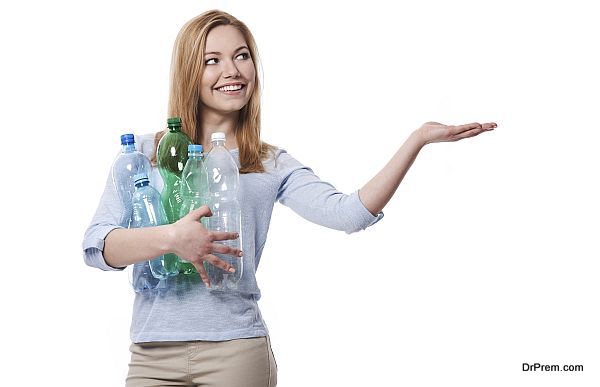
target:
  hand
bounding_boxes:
[168,205,243,287]
[417,121,497,145]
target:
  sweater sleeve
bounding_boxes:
[275,149,383,234]
[82,165,126,271]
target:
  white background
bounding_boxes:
[1,0,598,386]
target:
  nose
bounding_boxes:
[223,59,240,79]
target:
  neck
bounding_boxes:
[198,109,240,153]
[121,143,135,153]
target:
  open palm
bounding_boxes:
[419,121,497,145]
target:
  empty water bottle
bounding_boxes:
[111,133,152,227]
[179,144,209,275]
[157,117,192,223]
[129,261,161,293]
[203,132,243,290]
[131,173,179,280]
[157,117,192,269]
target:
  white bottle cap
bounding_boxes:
[211,132,226,142]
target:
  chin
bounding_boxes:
[220,102,249,113]
[203,97,251,115]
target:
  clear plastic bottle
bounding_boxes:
[111,133,152,228]
[203,132,243,290]
[156,117,192,268]
[179,144,209,275]
[131,173,179,280]
[128,260,160,293]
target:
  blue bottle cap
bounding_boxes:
[188,144,203,152]
[120,133,135,145]
[133,173,149,185]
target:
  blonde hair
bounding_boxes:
[153,10,274,173]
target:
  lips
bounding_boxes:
[215,83,245,92]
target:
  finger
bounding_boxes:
[451,126,489,141]
[210,231,240,241]
[211,242,243,258]
[459,122,482,131]
[481,122,497,130]
[193,261,211,288]
[204,254,236,273]
[186,205,212,221]
[447,122,482,136]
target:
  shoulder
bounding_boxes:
[262,145,312,177]
[134,132,161,160]
[263,145,292,166]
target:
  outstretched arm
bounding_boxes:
[359,121,497,215]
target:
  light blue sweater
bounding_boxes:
[82,133,383,343]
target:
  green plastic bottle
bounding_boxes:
[157,117,192,272]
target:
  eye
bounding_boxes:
[205,58,219,65]
[235,52,250,60]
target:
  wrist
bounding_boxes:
[410,129,428,149]
[160,224,176,255]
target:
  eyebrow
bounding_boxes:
[204,46,249,56]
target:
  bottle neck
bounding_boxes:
[188,152,203,159]
[135,181,149,189]
[121,143,135,153]
[211,139,225,148]
[168,126,182,133]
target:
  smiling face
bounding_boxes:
[199,25,256,117]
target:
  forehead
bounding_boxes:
[205,25,248,53]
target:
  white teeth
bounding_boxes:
[218,84,243,92]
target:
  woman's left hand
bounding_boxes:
[417,121,497,145]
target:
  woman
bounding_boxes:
[82,9,496,387]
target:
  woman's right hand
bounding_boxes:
[168,205,243,287]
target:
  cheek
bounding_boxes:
[241,62,256,82]
[245,80,255,97]
[201,69,218,90]
[199,76,216,105]
[242,64,256,94]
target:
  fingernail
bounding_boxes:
[238,251,243,257]
[228,267,236,273]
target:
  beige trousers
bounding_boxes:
[126,336,277,387]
